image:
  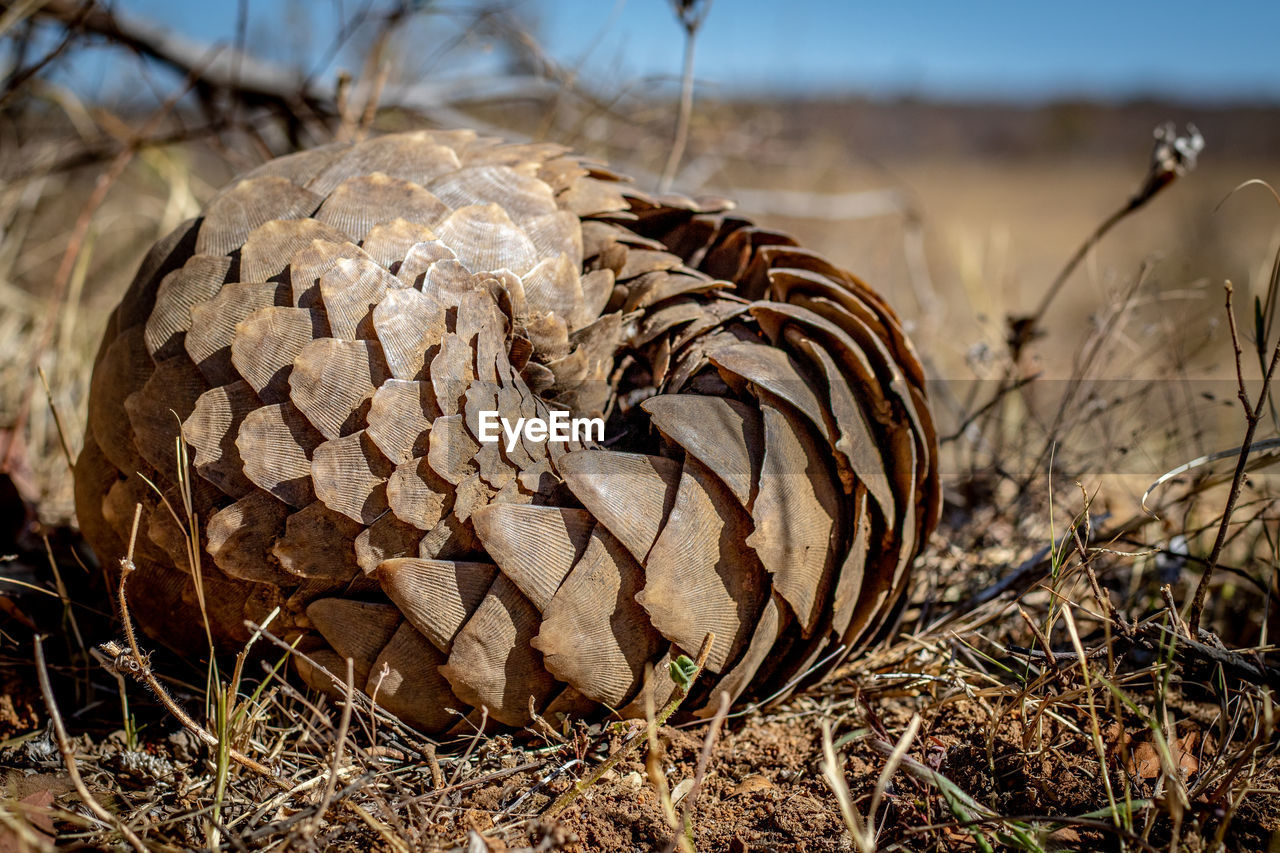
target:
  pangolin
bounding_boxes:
[74,129,938,731]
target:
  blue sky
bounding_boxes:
[55,0,1280,103]
[539,0,1280,101]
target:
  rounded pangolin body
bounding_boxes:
[75,130,939,731]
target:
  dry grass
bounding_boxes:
[3,4,1280,850]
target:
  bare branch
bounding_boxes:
[1188,280,1280,634]
[27,0,557,122]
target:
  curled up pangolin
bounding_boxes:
[74,129,939,732]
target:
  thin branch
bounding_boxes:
[952,124,1205,463]
[1017,605,1058,673]
[35,366,74,472]
[664,689,730,853]
[1007,616,1280,691]
[27,0,557,123]
[0,0,92,108]
[2,36,208,473]
[940,372,1040,444]
[659,0,712,192]
[309,657,355,836]
[1007,123,1204,360]
[34,635,148,852]
[104,505,285,786]
[544,632,716,819]
[1188,280,1280,634]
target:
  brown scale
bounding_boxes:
[76,129,939,734]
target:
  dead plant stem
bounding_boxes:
[309,657,355,835]
[109,505,284,786]
[34,635,148,852]
[544,632,716,819]
[659,1,711,192]
[3,54,205,472]
[664,689,730,853]
[1189,281,1280,635]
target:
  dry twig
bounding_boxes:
[34,635,147,852]
[659,0,712,192]
[104,505,284,786]
[1188,280,1280,634]
[663,688,730,853]
[544,632,716,820]
[308,657,355,836]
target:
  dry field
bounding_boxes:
[2,5,1280,851]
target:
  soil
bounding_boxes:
[2,513,1279,852]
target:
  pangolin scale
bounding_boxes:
[74,129,939,731]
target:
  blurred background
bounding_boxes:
[4,0,1280,522]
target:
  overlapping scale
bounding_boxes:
[144,255,232,359]
[635,457,769,673]
[186,282,291,384]
[314,173,450,242]
[239,219,347,283]
[231,307,326,404]
[76,129,938,735]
